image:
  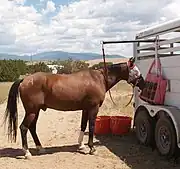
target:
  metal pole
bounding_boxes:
[100,39,164,45]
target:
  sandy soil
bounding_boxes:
[0,100,180,169]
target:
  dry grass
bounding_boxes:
[0,82,12,104]
[99,81,133,117]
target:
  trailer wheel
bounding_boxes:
[134,109,154,146]
[155,116,177,157]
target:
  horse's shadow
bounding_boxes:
[0,141,101,159]
[0,144,81,159]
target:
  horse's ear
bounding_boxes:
[129,57,135,64]
[128,57,135,68]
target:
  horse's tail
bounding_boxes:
[4,79,23,143]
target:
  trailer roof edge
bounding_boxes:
[136,18,180,39]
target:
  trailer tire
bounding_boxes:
[155,116,177,157]
[134,109,154,146]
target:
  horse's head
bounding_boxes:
[127,57,145,90]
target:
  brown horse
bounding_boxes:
[4,57,145,159]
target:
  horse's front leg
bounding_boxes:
[87,105,99,155]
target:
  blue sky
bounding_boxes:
[25,0,75,5]
[0,0,180,56]
[24,0,78,15]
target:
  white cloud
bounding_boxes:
[42,1,56,14]
[161,0,180,19]
[0,0,179,57]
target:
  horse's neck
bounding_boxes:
[98,63,128,91]
[106,74,121,91]
[106,64,128,91]
[101,69,121,91]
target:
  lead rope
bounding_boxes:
[101,43,116,105]
[101,43,134,107]
[124,84,135,107]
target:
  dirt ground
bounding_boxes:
[0,100,180,169]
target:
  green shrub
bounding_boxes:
[0,58,90,82]
[0,59,27,82]
[26,62,51,74]
[91,62,113,69]
[53,58,89,74]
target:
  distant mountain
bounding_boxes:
[0,53,21,60]
[0,51,126,61]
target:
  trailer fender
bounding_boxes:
[135,104,180,148]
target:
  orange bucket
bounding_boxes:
[94,116,111,135]
[110,116,132,135]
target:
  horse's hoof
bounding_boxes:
[77,145,89,155]
[36,146,46,154]
[78,144,86,150]
[25,153,32,160]
[89,148,97,155]
[25,155,32,160]
[23,149,32,160]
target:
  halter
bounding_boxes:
[125,62,143,107]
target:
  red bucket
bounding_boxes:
[110,116,132,135]
[94,116,111,135]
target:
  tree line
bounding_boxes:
[0,58,113,82]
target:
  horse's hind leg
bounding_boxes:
[29,110,45,154]
[78,110,88,150]
[20,110,39,159]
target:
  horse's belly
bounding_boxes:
[44,86,104,111]
[45,99,84,111]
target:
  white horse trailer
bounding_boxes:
[133,18,180,157]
